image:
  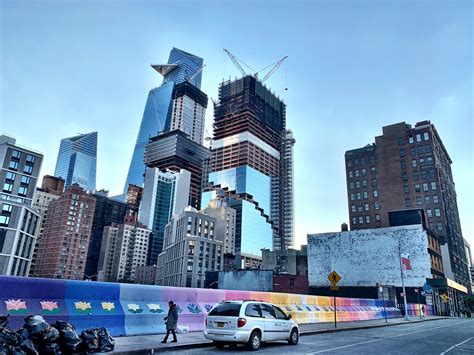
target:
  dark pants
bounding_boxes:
[164,329,177,341]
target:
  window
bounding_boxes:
[273,306,288,320]
[435,208,441,217]
[356,192,361,200]
[433,195,439,204]
[402,173,408,182]
[11,150,21,159]
[399,149,405,157]
[375,214,381,222]
[421,170,427,179]
[425,196,431,205]
[364,203,369,211]
[350,193,355,201]
[2,204,13,213]
[245,304,262,318]
[409,136,414,144]
[365,215,371,223]
[416,134,421,142]
[352,217,357,225]
[361,168,366,176]
[260,304,276,319]
[362,179,367,187]
[3,183,13,193]
[348,171,353,178]
[355,170,360,177]
[357,205,363,212]
[436,223,443,231]
[5,172,15,181]
[419,158,425,166]
[370,167,376,175]
[351,205,356,213]
[374,202,380,210]
[356,181,361,188]
[361,158,366,165]
[23,164,33,174]
[403,185,409,194]
[410,147,416,156]
[8,161,18,170]
[354,159,359,166]
[0,216,10,226]
[347,160,352,167]
[416,196,422,206]
[401,161,407,169]
[431,182,437,190]
[426,157,433,165]
[415,184,421,192]
[373,190,378,198]
[426,209,433,218]
[405,198,411,207]
[21,176,30,185]
[209,303,241,317]
[413,172,419,181]
[26,154,36,163]
[358,216,363,224]
[398,137,404,145]
[423,132,429,141]
[423,183,429,192]
[18,186,28,196]
[411,160,417,168]
[349,182,354,189]
[429,169,435,178]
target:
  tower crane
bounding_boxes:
[223,48,288,84]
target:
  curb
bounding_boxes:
[113,317,449,354]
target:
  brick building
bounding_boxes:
[345,121,470,289]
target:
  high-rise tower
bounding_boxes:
[345,121,470,288]
[54,132,97,191]
[123,48,205,193]
[202,75,293,258]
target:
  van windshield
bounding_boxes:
[209,303,241,317]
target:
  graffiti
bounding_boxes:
[5,299,27,314]
[127,304,143,314]
[101,302,115,312]
[40,301,60,314]
[187,303,201,314]
[147,304,163,313]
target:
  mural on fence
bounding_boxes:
[405,303,434,317]
[0,276,402,336]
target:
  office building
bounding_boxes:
[125,184,143,212]
[139,168,190,265]
[156,207,223,288]
[202,195,236,254]
[279,129,296,249]
[97,221,151,283]
[202,75,292,258]
[345,121,470,288]
[33,184,96,280]
[0,135,43,276]
[54,132,97,191]
[124,48,205,193]
[85,190,128,279]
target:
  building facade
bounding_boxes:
[97,222,151,283]
[262,245,308,275]
[156,207,223,288]
[85,190,128,279]
[33,185,96,280]
[0,135,43,276]
[345,121,470,288]
[139,168,190,265]
[202,75,293,258]
[123,48,204,193]
[202,195,236,254]
[54,132,97,191]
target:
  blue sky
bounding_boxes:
[1,0,472,247]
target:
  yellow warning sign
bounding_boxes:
[328,271,341,286]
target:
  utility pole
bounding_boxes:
[398,239,409,320]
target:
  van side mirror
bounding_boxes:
[287,314,292,320]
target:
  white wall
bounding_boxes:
[307,225,432,288]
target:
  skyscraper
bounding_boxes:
[0,135,43,276]
[123,48,205,193]
[279,129,296,250]
[345,121,470,288]
[202,75,292,258]
[54,132,97,191]
[139,168,190,265]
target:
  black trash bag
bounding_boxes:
[9,347,26,355]
[23,316,59,344]
[52,321,81,353]
[0,325,20,346]
[97,327,114,352]
[80,328,99,353]
[18,328,38,355]
[0,342,10,355]
[0,316,9,331]
[37,342,62,355]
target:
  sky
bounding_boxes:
[1,0,472,248]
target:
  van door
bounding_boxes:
[260,303,279,341]
[244,303,266,339]
[273,305,292,340]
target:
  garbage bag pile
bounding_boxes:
[0,315,114,354]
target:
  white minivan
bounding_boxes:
[203,300,299,351]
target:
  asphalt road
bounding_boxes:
[164,318,474,354]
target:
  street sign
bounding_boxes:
[328,271,341,286]
[330,285,339,291]
[441,294,449,303]
[425,294,433,305]
[422,282,433,294]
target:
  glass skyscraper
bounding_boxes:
[54,132,97,191]
[123,48,204,193]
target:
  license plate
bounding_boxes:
[216,322,225,328]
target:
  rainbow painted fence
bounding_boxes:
[406,303,434,317]
[0,276,401,336]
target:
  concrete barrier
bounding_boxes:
[0,276,401,336]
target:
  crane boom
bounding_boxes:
[261,56,288,83]
[188,64,206,82]
[223,48,247,77]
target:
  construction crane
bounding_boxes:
[223,48,287,84]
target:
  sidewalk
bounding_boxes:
[113,316,446,354]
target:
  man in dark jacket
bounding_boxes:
[162,301,178,343]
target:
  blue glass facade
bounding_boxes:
[123,48,203,193]
[54,132,97,191]
[205,166,273,255]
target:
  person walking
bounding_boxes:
[162,301,178,343]
[421,305,425,319]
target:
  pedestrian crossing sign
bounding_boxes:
[328,271,341,286]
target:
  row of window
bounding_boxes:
[349,178,377,189]
[11,150,36,163]
[352,214,381,225]
[347,155,376,168]
[3,183,28,196]
[350,190,379,201]
[348,167,376,178]
[351,202,380,213]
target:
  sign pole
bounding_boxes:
[398,239,409,320]
[334,294,337,328]
[416,289,421,319]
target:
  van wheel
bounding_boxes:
[247,330,261,351]
[288,328,299,345]
[213,341,226,348]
